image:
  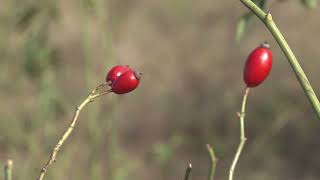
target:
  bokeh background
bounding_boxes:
[1,0,320,179]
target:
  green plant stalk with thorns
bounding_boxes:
[36,83,112,180]
[240,0,320,119]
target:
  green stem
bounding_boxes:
[206,144,218,180]
[229,88,250,180]
[4,160,13,180]
[240,0,320,120]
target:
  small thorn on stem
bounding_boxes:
[266,12,272,21]
[237,112,241,118]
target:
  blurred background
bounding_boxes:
[0,0,320,179]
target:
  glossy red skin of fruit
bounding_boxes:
[106,65,131,86]
[244,44,273,87]
[112,70,141,94]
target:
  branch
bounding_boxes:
[36,84,112,180]
[228,87,250,180]
[4,159,13,180]
[240,0,320,120]
[184,163,192,180]
[206,144,218,180]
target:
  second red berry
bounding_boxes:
[243,43,273,87]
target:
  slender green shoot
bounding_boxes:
[4,159,13,180]
[229,87,250,180]
[206,144,218,180]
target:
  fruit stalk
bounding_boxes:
[229,87,250,180]
[36,84,112,180]
[206,144,218,180]
[240,0,320,120]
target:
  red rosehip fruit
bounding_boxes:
[244,43,273,87]
[112,70,142,94]
[106,65,131,86]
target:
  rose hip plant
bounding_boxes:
[227,1,320,180]
[0,1,315,180]
[36,65,142,180]
[190,0,319,180]
[229,43,273,180]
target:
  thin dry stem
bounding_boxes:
[228,87,250,180]
[36,84,112,180]
[184,163,192,180]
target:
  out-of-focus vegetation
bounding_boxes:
[0,0,320,180]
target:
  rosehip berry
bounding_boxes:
[106,65,131,86]
[112,70,142,94]
[244,43,273,87]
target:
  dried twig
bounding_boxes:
[36,83,111,180]
[184,163,192,180]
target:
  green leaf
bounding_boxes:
[235,13,252,42]
[302,0,317,9]
[235,0,267,42]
